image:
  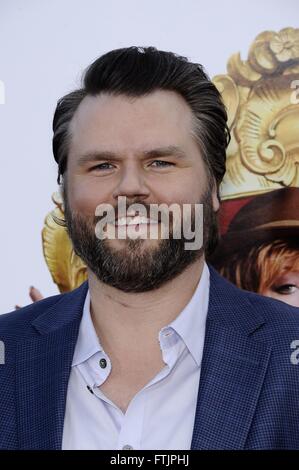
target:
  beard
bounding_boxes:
[63,185,219,293]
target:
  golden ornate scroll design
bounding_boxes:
[42,192,87,292]
[213,27,299,199]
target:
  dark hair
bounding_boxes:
[53,46,230,191]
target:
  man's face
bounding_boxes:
[63,90,219,292]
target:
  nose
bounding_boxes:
[112,164,150,202]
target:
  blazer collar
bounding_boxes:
[31,281,89,335]
[31,265,266,338]
[206,263,266,335]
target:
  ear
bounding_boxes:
[211,182,220,212]
[58,179,66,213]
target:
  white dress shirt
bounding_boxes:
[62,262,210,450]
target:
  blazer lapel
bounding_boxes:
[191,266,272,449]
[16,282,88,450]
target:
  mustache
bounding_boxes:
[67,200,204,231]
[98,203,165,224]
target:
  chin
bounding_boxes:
[106,236,161,251]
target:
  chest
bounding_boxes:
[99,356,166,413]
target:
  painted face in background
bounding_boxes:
[262,270,299,308]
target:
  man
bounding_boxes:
[0,47,299,450]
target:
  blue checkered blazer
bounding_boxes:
[1,264,299,449]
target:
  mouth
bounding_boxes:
[108,216,160,227]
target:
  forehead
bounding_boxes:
[69,90,195,155]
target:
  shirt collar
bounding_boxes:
[72,290,101,366]
[72,261,210,368]
[162,261,210,366]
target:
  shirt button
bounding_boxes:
[99,358,107,368]
[122,444,134,450]
[164,330,173,337]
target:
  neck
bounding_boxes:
[88,256,206,348]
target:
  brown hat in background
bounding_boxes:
[211,187,299,260]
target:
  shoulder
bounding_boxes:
[208,263,299,342]
[0,292,65,340]
[0,281,88,343]
[243,287,299,340]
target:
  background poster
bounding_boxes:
[209,29,299,307]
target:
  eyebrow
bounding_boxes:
[76,145,187,166]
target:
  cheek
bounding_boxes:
[67,178,111,217]
[287,295,299,308]
[273,293,299,308]
[176,166,209,203]
[154,174,203,205]
[262,289,299,308]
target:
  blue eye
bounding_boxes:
[91,162,114,171]
[150,160,174,167]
